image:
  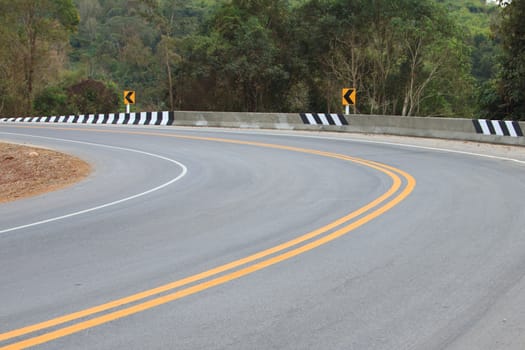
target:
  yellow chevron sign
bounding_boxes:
[342,88,356,106]
[124,90,136,105]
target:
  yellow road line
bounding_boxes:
[0,126,415,349]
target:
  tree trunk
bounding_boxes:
[25,4,37,113]
[165,45,174,111]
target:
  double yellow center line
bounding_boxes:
[0,127,416,349]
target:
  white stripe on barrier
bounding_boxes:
[332,114,343,126]
[505,121,518,137]
[129,113,137,125]
[318,113,329,125]
[479,120,490,135]
[493,121,504,136]
[151,112,158,125]
[305,113,316,125]
[139,112,147,125]
[117,113,126,124]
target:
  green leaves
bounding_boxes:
[0,0,79,115]
[0,0,512,118]
[494,0,525,120]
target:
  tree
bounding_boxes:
[140,0,187,111]
[67,79,119,114]
[0,0,78,114]
[294,0,473,117]
[177,0,290,111]
[394,1,473,117]
[495,0,525,120]
[33,79,119,115]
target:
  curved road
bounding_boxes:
[1,124,525,349]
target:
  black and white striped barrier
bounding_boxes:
[0,111,175,126]
[473,119,523,137]
[300,113,348,126]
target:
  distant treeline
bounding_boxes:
[0,0,523,120]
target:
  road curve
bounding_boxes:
[1,124,525,350]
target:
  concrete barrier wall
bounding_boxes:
[170,111,525,146]
[342,115,525,146]
[169,111,304,130]
[1,111,523,146]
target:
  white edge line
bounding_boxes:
[301,135,525,165]
[157,126,525,166]
[0,132,188,235]
[4,123,522,165]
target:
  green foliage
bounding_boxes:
[477,78,506,119]
[288,0,475,116]
[0,0,515,119]
[34,87,73,116]
[436,0,498,36]
[493,0,525,120]
[67,79,119,114]
[0,0,79,115]
[33,79,119,115]
[176,0,291,111]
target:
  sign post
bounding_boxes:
[124,90,136,113]
[342,88,356,115]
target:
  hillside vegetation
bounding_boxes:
[0,0,522,120]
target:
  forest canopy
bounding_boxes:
[0,0,523,120]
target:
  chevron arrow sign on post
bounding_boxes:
[124,90,135,113]
[342,88,356,115]
[342,88,356,106]
[124,91,135,105]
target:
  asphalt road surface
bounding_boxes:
[1,124,525,349]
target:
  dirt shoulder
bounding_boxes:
[0,142,91,204]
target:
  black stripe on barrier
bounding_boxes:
[144,112,152,125]
[499,120,510,136]
[473,119,523,137]
[101,114,110,124]
[338,114,349,125]
[300,113,349,126]
[324,114,336,125]
[300,113,309,124]
[486,120,496,135]
[167,111,175,125]
[513,121,523,136]
[472,120,483,134]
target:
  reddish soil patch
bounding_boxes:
[0,142,91,203]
